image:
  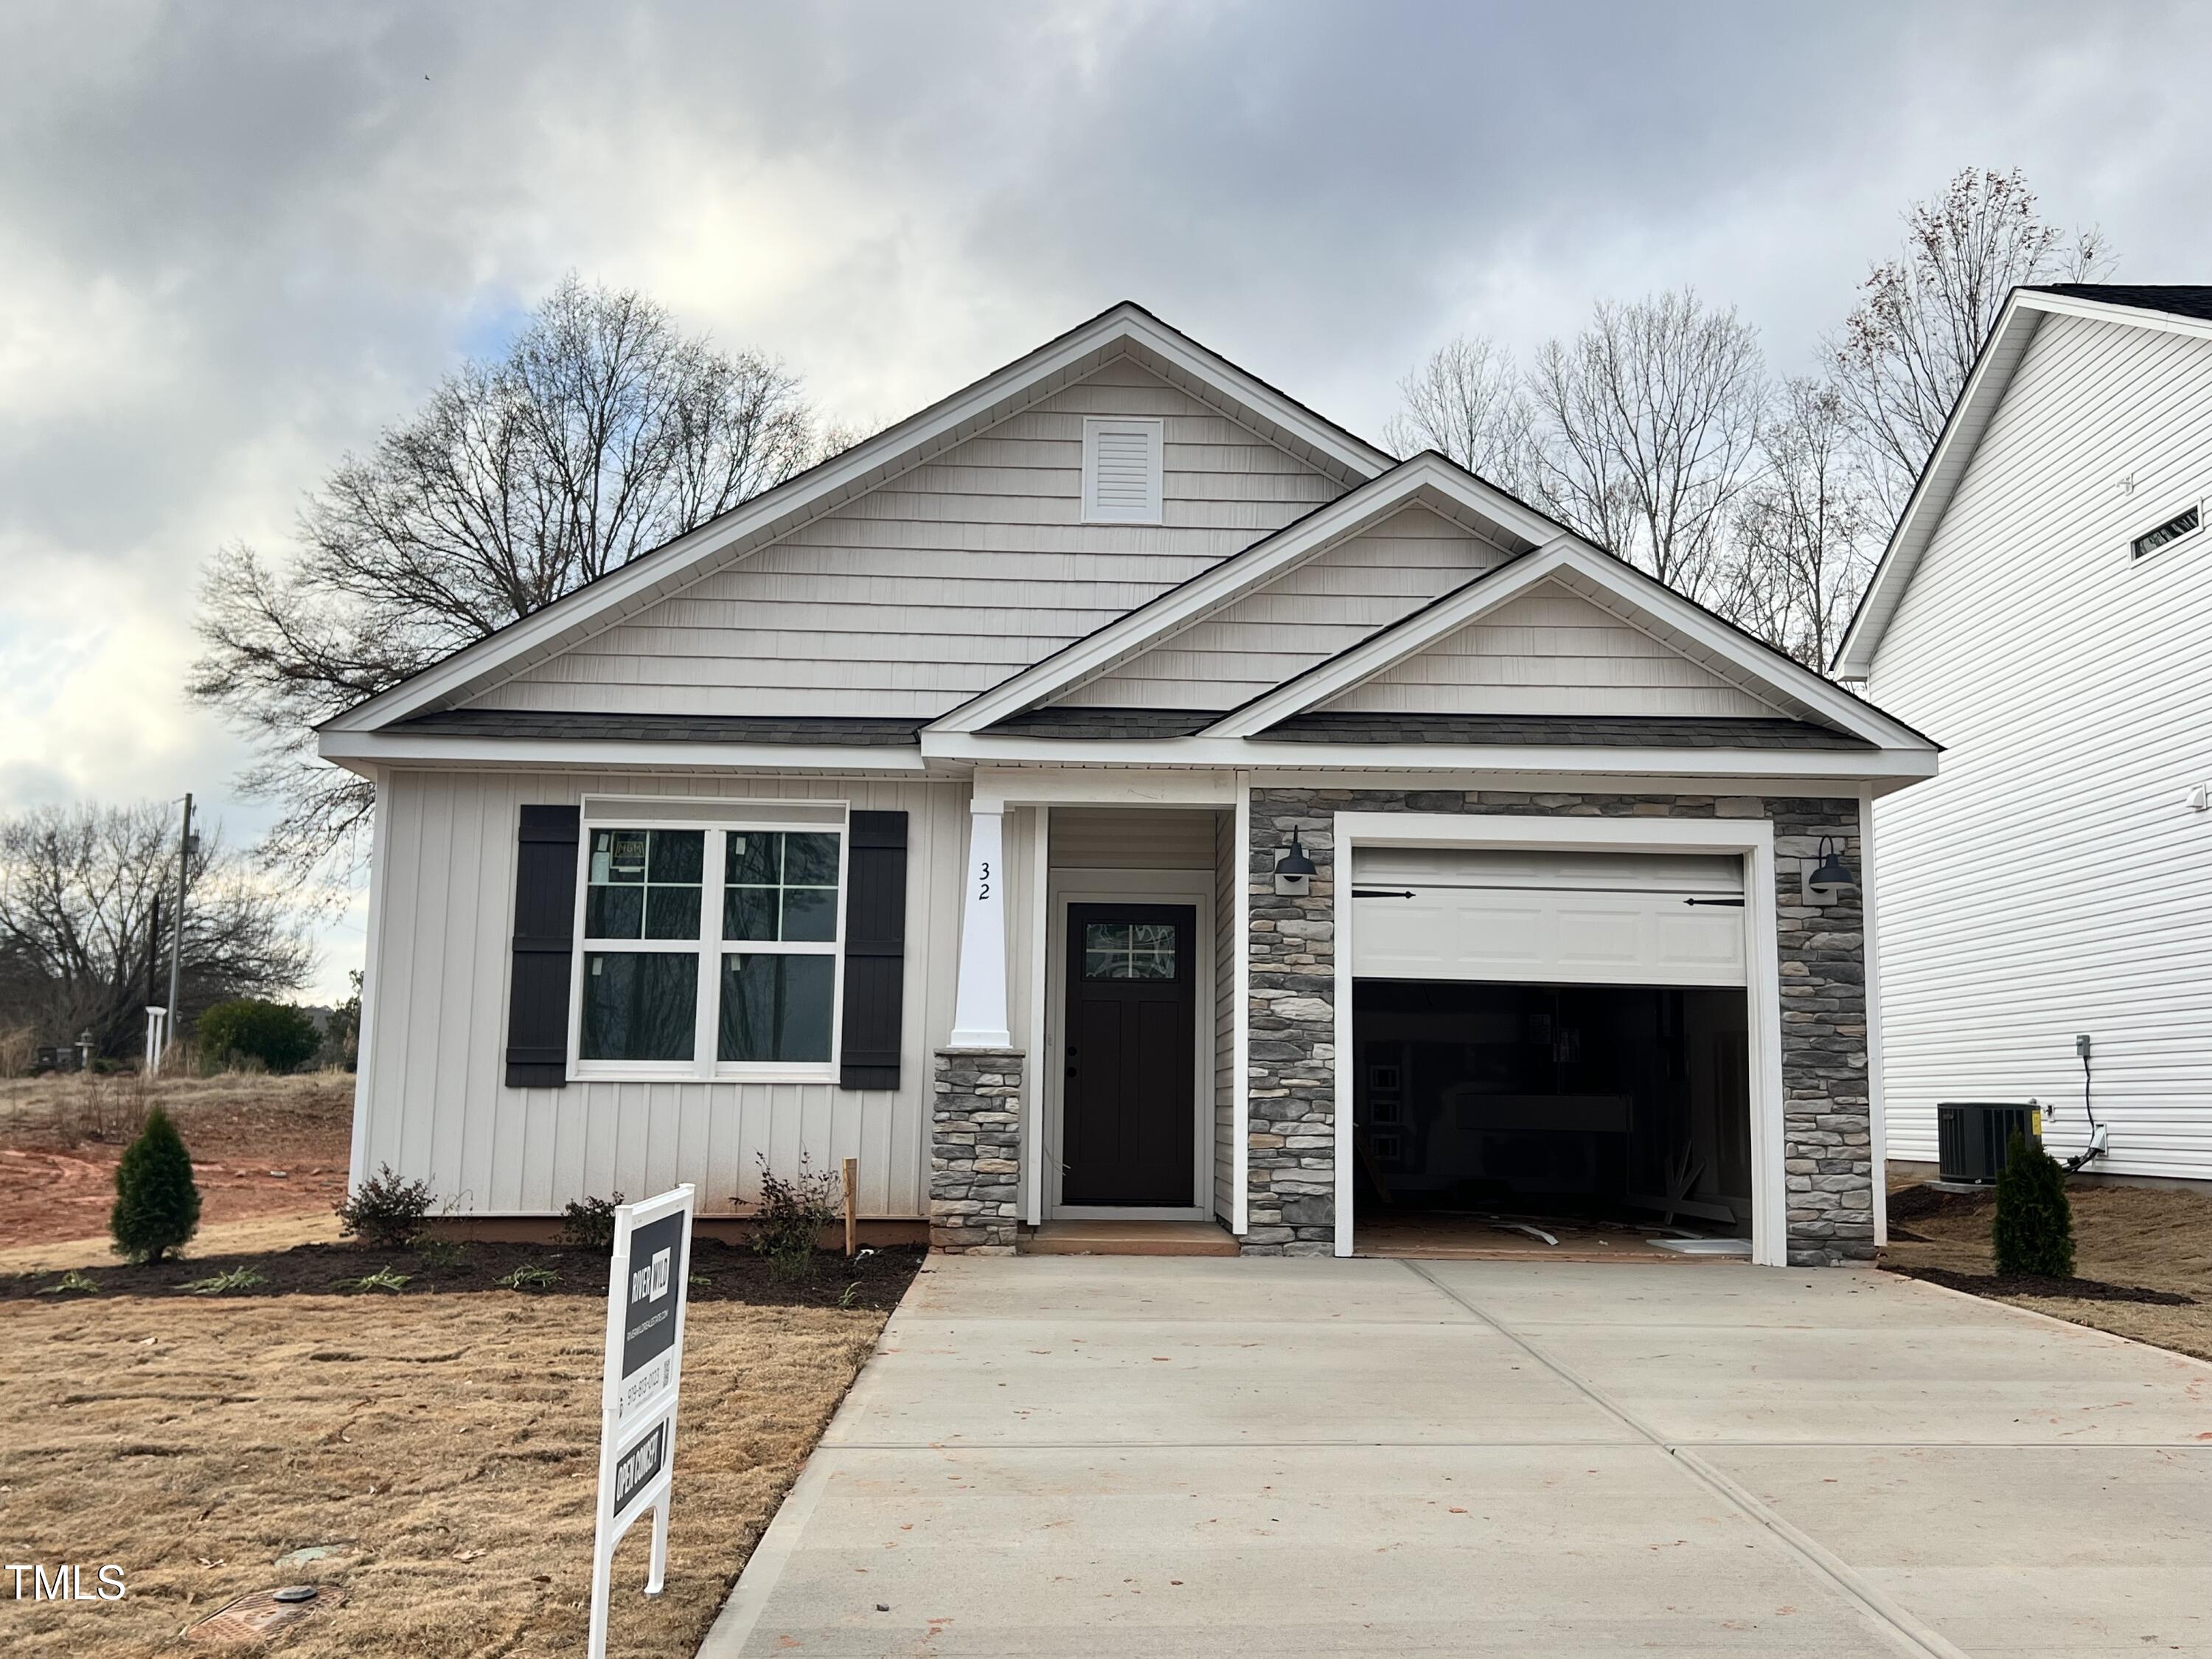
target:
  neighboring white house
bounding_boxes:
[321,302,1938,1267]
[1839,283,2212,1186]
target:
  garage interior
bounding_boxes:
[1348,845,1757,1260]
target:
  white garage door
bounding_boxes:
[1349,846,1747,986]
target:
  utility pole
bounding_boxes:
[163,793,192,1071]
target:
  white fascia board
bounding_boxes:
[918,728,1937,783]
[1208,536,1931,751]
[325,304,1389,737]
[316,729,933,775]
[931,455,1557,735]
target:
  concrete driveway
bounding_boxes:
[700,1256,2212,1657]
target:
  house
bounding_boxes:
[320,303,1937,1267]
[1838,282,2212,1188]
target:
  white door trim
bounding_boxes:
[1329,811,1787,1267]
[1044,866,1217,1222]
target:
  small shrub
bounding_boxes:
[110,1105,201,1264]
[498,1264,560,1292]
[38,1270,100,1296]
[561,1194,625,1253]
[414,1237,466,1270]
[1993,1130,2075,1278]
[345,1266,411,1293]
[748,1154,840,1280]
[181,1265,265,1296]
[196,998,322,1074]
[335,1164,437,1249]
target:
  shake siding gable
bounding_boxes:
[1869,311,2212,1180]
[465,359,1344,719]
[1321,580,1782,717]
[1060,506,1514,709]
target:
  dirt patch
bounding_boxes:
[0,1074,352,1252]
[1881,1179,2212,1362]
[1,1237,925,1311]
[0,1256,919,1658]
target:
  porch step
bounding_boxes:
[1020,1220,1240,1257]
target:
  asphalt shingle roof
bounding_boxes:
[2028,285,2212,325]
[393,709,929,745]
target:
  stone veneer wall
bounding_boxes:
[930,1048,1024,1253]
[1245,789,1871,1267]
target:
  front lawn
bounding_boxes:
[0,1239,921,1657]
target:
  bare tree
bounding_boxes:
[0,802,313,1059]
[192,275,830,876]
[1717,379,1879,669]
[1832,166,2112,513]
[1526,291,1768,605]
[1382,334,1537,493]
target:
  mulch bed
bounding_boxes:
[1882,1262,2196,1307]
[0,1237,924,1309]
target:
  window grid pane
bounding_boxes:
[719,953,835,1063]
[587,828,704,942]
[580,951,698,1062]
[1082,921,1177,981]
[723,830,841,945]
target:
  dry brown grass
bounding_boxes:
[1884,1181,2212,1363]
[1,1289,886,1655]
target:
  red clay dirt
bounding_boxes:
[0,1074,352,1251]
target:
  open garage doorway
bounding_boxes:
[1350,980,1755,1259]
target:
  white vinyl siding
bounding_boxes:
[1869,310,2212,1181]
[358,769,969,1219]
[1322,579,1782,717]
[466,361,1341,718]
[1046,807,1220,872]
[1062,507,1514,709]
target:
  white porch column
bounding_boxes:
[947,801,1012,1048]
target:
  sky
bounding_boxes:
[4,0,2209,1000]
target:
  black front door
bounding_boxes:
[1062,903,1196,1206]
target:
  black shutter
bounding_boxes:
[838,810,908,1090]
[505,805,581,1088]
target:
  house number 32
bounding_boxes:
[976,860,992,900]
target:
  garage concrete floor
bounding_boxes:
[698,1256,2212,1658]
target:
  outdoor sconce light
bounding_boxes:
[1801,835,1856,905]
[1273,830,1316,897]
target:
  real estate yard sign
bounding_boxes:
[587,1184,695,1659]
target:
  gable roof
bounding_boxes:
[1206,536,1933,751]
[321,302,1395,735]
[1834,284,2212,679]
[926,452,1564,732]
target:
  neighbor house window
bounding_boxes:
[576,818,844,1077]
[2132,504,2200,560]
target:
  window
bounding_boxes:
[2132,503,2201,561]
[574,817,844,1076]
[1082,920,1178,980]
[1081,417,1164,524]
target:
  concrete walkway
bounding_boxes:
[700,1256,2212,1657]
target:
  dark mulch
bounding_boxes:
[1887,1182,1994,1225]
[0,1237,924,1310]
[1882,1262,2196,1307]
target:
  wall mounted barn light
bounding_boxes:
[1801,835,1856,905]
[1273,830,1316,897]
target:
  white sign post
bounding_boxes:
[587,1184,695,1659]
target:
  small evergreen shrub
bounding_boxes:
[748,1155,839,1280]
[1993,1130,2075,1279]
[335,1164,436,1248]
[110,1105,201,1264]
[561,1194,625,1253]
[197,998,321,1074]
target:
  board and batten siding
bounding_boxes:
[464,359,1344,720]
[1061,506,1514,709]
[1324,580,1781,717]
[1869,310,2212,1181]
[358,768,970,1218]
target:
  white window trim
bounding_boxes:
[568,802,850,1085]
[1080,416,1165,524]
[2128,498,2203,563]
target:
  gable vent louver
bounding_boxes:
[1082,417,1164,524]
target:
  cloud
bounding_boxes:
[3,0,2210,997]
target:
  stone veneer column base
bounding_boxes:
[930,1048,1024,1254]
